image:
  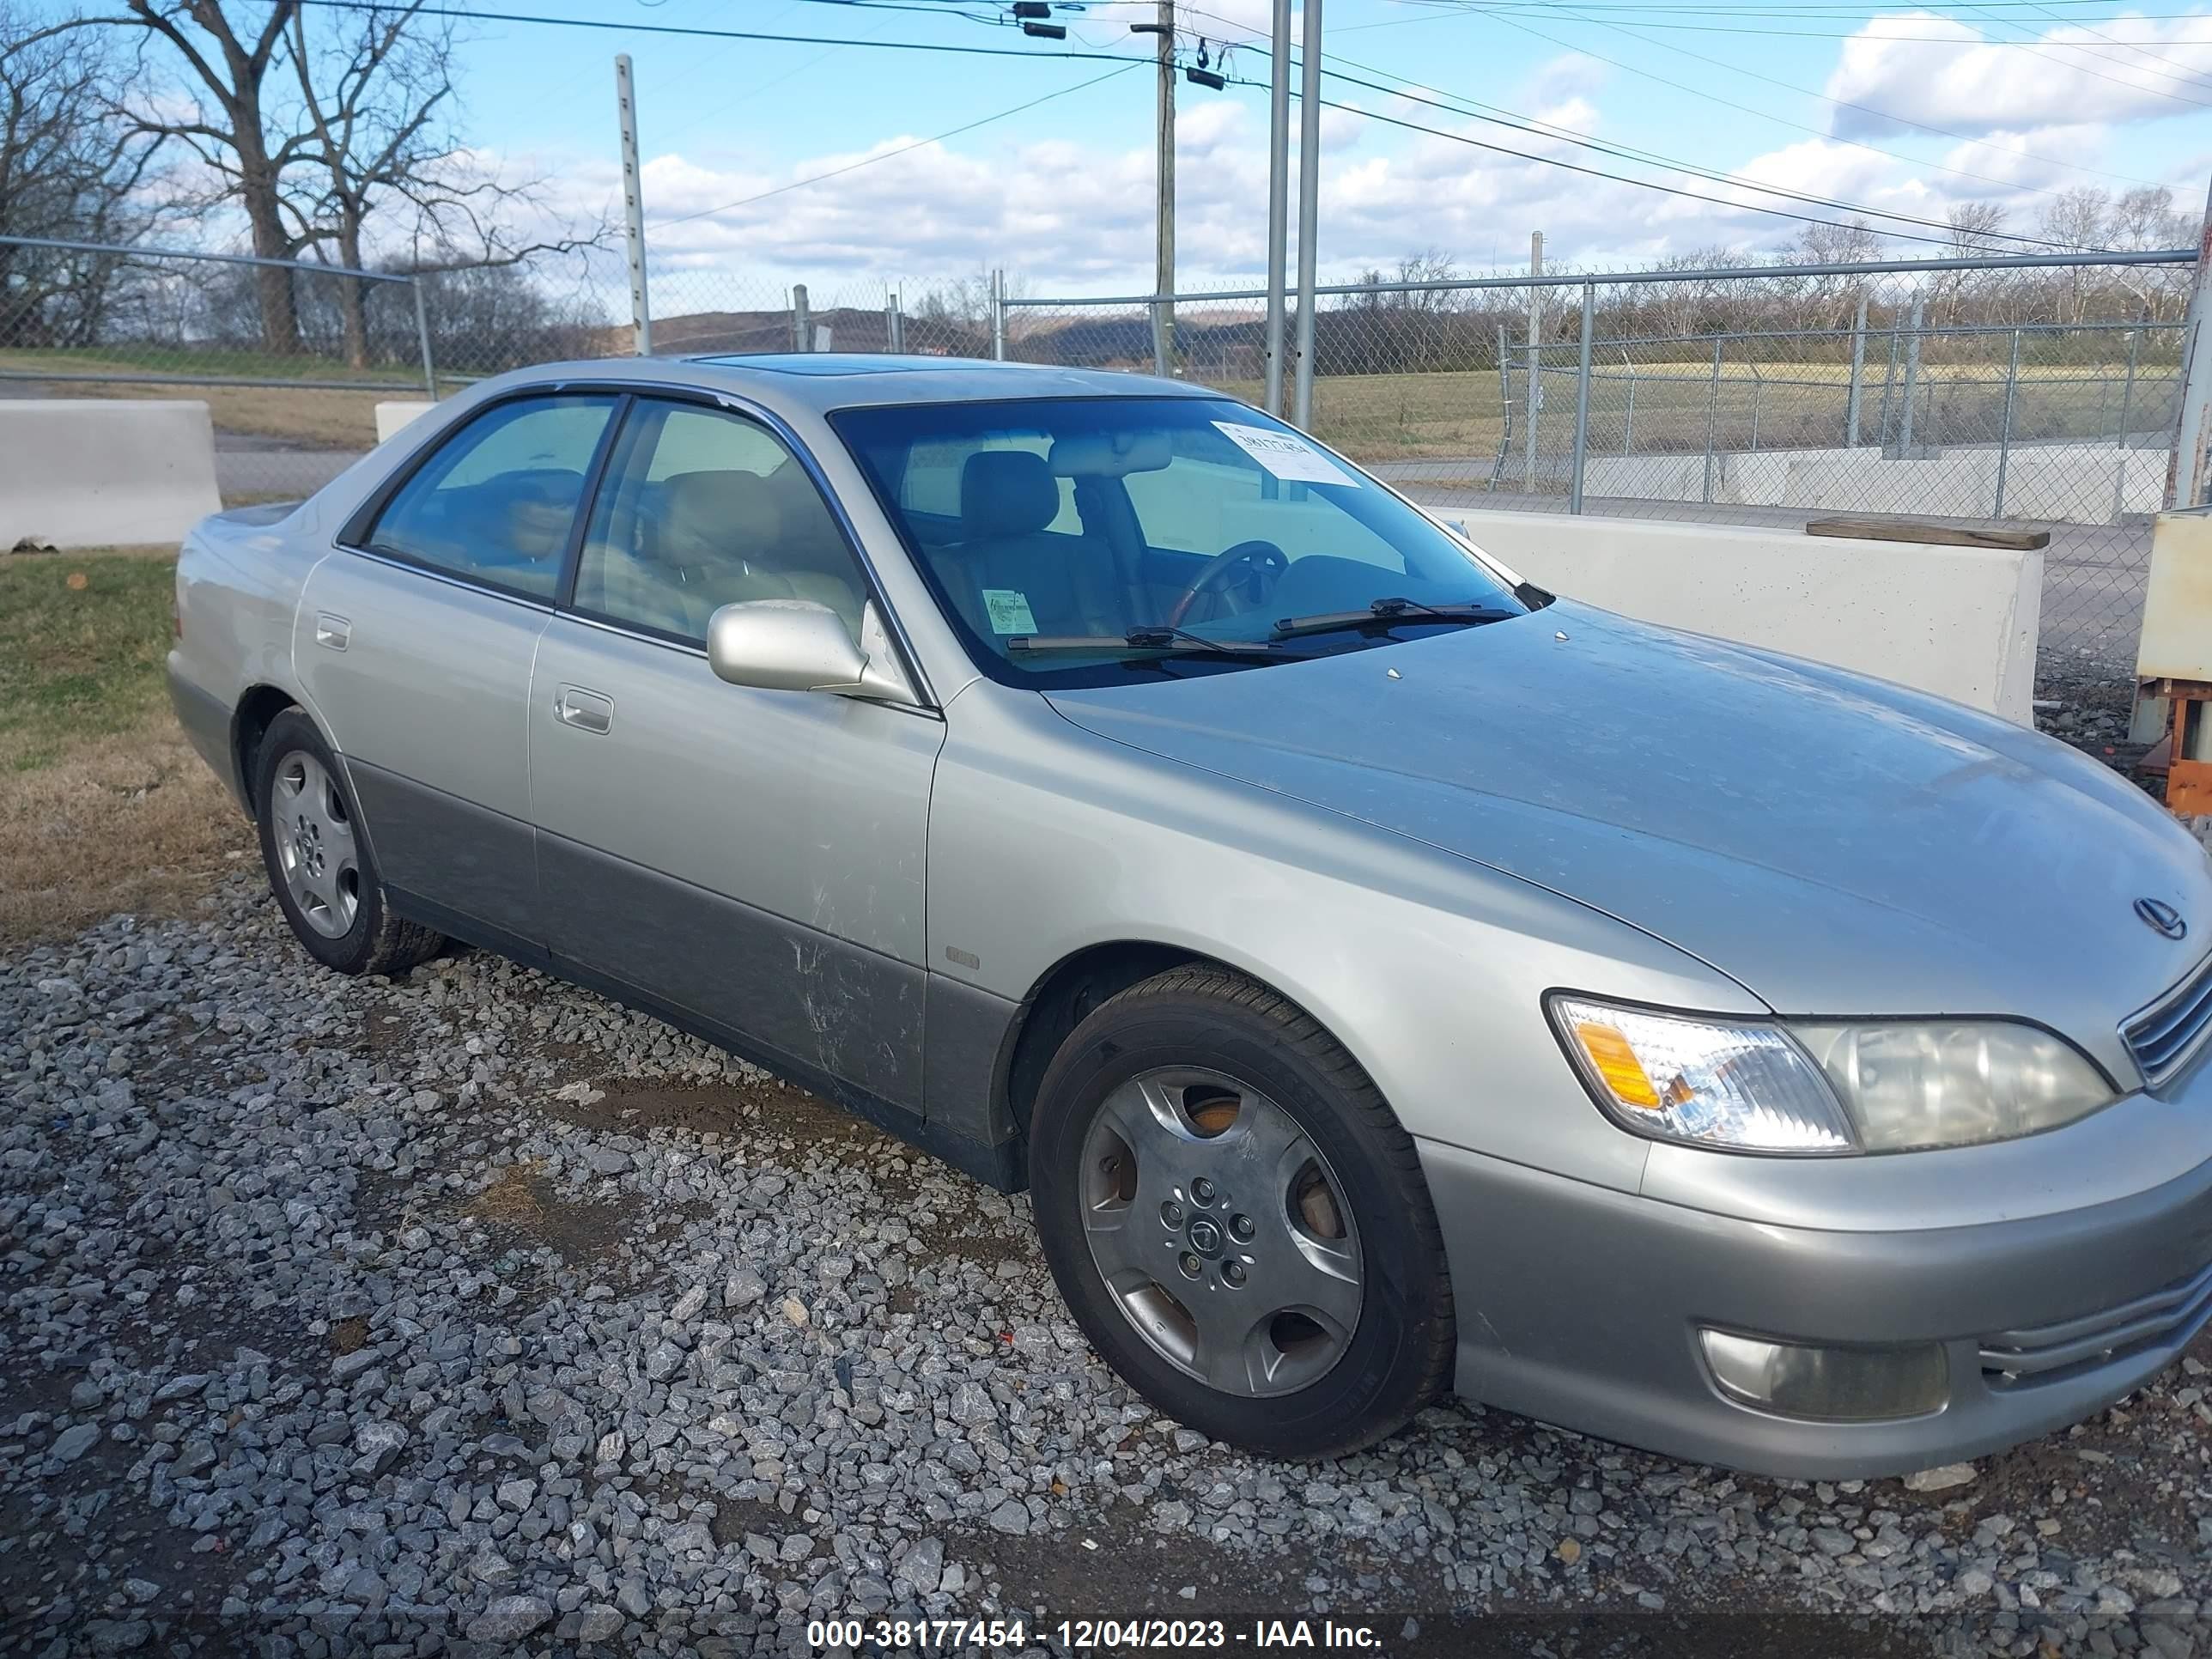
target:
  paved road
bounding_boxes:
[215,432,362,502]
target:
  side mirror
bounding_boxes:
[706,599,919,706]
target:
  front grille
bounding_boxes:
[2124,952,2212,1091]
[1980,1256,2212,1389]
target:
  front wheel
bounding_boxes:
[1028,966,1455,1459]
[253,708,444,977]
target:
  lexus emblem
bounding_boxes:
[2136,897,2188,940]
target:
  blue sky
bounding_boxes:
[149,2,2212,303]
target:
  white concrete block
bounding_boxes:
[374,400,439,443]
[1455,508,2042,723]
[0,399,222,549]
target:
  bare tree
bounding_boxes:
[0,13,167,345]
[280,2,609,367]
[100,0,308,351]
[1932,201,2008,317]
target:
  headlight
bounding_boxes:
[1791,1020,2117,1152]
[1552,997,2117,1155]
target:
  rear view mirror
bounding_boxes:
[706,599,918,706]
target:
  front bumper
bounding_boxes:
[1421,1132,2212,1479]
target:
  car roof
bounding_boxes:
[511,354,1221,417]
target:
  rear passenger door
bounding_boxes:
[527,395,945,1115]
[299,392,621,943]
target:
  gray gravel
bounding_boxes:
[7,876,2212,1656]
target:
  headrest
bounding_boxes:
[1048,431,1172,477]
[659,469,781,562]
[960,450,1060,540]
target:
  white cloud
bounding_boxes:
[1825,9,2212,138]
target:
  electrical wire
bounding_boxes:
[293,0,1156,64]
[1427,0,2175,190]
[645,60,1143,229]
[1217,67,2087,250]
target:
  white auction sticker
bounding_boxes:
[1210,421,1360,488]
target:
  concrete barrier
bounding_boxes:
[1455,508,2042,723]
[0,399,222,549]
[374,400,439,444]
[1583,441,2163,525]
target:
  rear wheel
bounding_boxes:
[253,708,444,976]
[1028,965,1455,1459]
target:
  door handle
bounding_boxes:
[314,612,350,651]
[554,685,614,734]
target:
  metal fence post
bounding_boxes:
[1899,297,1923,453]
[615,54,652,358]
[1748,369,1763,453]
[990,269,1006,361]
[1995,327,2021,519]
[1569,283,1595,514]
[1620,349,1635,455]
[2112,324,2142,524]
[1845,292,1867,446]
[1486,323,1511,494]
[411,276,437,399]
[1702,337,1723,505]
[1876,325,1900,449]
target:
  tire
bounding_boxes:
[1028,965,1455,1460]
[253,708,445,977]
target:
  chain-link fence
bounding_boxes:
[9,229,2198,703]
[1005,249,2198,704]
[0,234,1010,506]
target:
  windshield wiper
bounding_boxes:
[1268,597,1518,641]
[1006,626,1311,660]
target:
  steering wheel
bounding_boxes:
[1166,539,1290,627]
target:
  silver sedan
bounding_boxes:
[167,356,2212,1474]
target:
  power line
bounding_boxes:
[1217,68,2081,251]
[1127,0,2143,203]
[1946,0,2212,100]
[1379,4,2212,46]
[293,0,1154,64]
[1308,62,2094,246]
[1147,11,2106,248]
[645,61,1143,230]
[1437,0,2174,191]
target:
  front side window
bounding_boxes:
[573,400,869,645]
[830,396,1524,686]
[362,395,618,599]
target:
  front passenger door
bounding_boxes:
[527,397,945,1116]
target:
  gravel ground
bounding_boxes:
[7,875,2212,1658]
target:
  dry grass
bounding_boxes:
[1206,360,2179,466]
[465,1160,552,1226]
[1,373,387,448]
[0,549,249,948]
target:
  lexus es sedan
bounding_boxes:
[168,354,2212,1474]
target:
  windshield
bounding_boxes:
[830,396,1525,687]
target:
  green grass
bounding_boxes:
[0,343,424,384]
[0,552,179,771]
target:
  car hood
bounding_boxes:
[1044,602,2212,1042]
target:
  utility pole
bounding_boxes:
[1522,230,1541,491]
[615,54,652,356]
[1291,0,1322,429]
[1263,0,1291,416]
[1152,0,1176,377]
